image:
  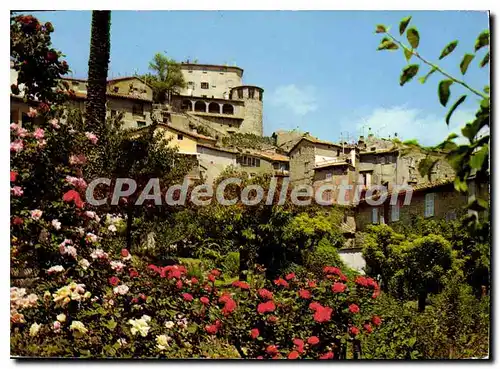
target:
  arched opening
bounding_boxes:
[194,101,206,113]
[208,102,221,114]
[181,100,192,111]
[222,104,234,115]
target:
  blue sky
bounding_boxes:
[30,10,489,145]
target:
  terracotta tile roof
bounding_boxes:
[156,123,216,142]
[314,160,353,169]
[288,135,341,154]
[249,150,290,162]
[55,90,153,102]
[359,148,399,155]
[197,143,238,154]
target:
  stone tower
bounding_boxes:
[230,85,264,136]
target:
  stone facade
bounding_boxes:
[197,144,238,185]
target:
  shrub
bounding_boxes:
[304,238,344,277]
[220,252,240,278]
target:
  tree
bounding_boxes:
[140,53,186,103]
[84,10,111,135]
[375,17,490,226]
[401,234,454,312]
[361,224,405,290]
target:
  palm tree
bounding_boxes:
[85,10,111,134]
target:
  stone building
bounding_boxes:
[170,63,264,136]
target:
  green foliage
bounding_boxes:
[459,53,475,75]
[439,40,458,60]
[406,27,420,49]
[138,53,186,103]
[400,64,419,86]
[399,17,411,35]
[221,133,276,150]
[304,238,344,277]
[221,252,240,278]
[438,79,453,106]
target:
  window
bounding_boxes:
[177,134,183,141]
[237,89,243,99]
[238,155,260,167]
[391,203,400,222]
[424,193,435,217]
[446,211,457,221]
[201,82,209,89]
[326,172,332,180]
[136,121,146,128]
[132,104,143,115]
[113,86,119,93]
[249,88,255,99]
[187,81,195,87]
[372,208,379,224]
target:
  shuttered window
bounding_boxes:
[424,193,435,218]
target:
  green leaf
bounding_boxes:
[470,144,488,170]
[408,337,417,347]
[474,30,489,51]
[404,47,413,61]
[418,67,437,84]
[399,16,412,35]
[460,53,475,75]
[454,177,468,193]
[438,79,453,106]
[445,95,467,125]
[439,40,458,59]
[446,133,459,140]
[377,39,399,51]
[400,64,419,86]
[480,51,489,67]
[406,27,420,49]
[375,24,387,33]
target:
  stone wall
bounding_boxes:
[289,141,315,184]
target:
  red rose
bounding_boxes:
[200,296,210,305]
[191,277,198,284]
[349,326,360,336]
[62,190,84,208]
[266,345,279,356]
[307,280,317,288]
[348,304,360,314]
[205,324,218,335]
[288,351,299,359]
[12,216,23,225]
[208,274,216,282]
[285,272,295,281]
[250,328,259,339]
[139,294,147,300]
[10,171,18,182]
[129,268,139,278]
[273,278,289,288]
[257,301,276,314]
[323,266,341,275]
[256,356,263,360]
[131,298,139,304]
[109,276,120,286]
[332,282,347,293]
[121,249,130,257]
[176,280,183,289]
[210,269,221,277]
[233,280,250,290]
[298,289,311,299]
[258,288,274,300]
[293,338,305,353]
[307,336,319,345]
[372,288,381,299]
[313,305,333,323]
[182,293,193,302]
[319,352,334,360]
[372,315,382,326]
[222,298,237,315]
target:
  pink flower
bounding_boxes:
[293,338,305,353]
[11,186,23,197]
[363,323,373,333]
[258,288,273,300]
[372,315,382,326]
[27,107,38,118]
[53,321,62,333]
[205,324,218,335]
[221,298,237,316]
[266,345,279,356]
[313,305,333,323]
[69,154,87,165]
[323,266,342,275]
[33,128,45,140]
[182,293,193,302]
[10,171,18,182]
[85,132,98,144]
[65,176,87,190]
[109,276,120,286]
[85,233,98,243]
[10,140,24,153]
[288,351,299,360]
[30,209,43,220]
[257,301,276,314]
[273,278,289,288]
[16,127,29,138]
[10,123,19,130]
[49,118,60,129]
[37,139,47,149]
[285,272,296,281]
